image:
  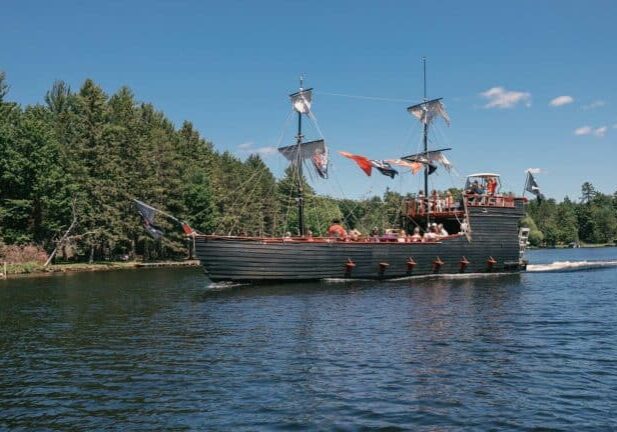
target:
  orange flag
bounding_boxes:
[338,151,373,176]
[386,159,423,174]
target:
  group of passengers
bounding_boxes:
[466,177,497,196]
[323,219,467,243]
[416,190,455,214]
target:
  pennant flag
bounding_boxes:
[386,159,423,174]
[403,156,438,175]
[525,171,544,200]
[290,89,312,114]
[370,160,398,178]
[338,151,373,176]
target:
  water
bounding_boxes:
[1,248,616,430]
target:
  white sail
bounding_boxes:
[407,98,450,126]
[290,89,312,114]
[278,139,325,162]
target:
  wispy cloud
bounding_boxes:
[526,168,542,174]
[574,126,592,136]
[480,86,531,109]
[237,141,277,156]
[237,141,254,150]
[549,95,574,107]
[593,126,608,137]
[574,125,608,137]
[582,100,605,110]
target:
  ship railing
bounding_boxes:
[406,193,518,218]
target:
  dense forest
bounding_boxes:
[0,73,615,262]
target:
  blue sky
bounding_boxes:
[2,0,616,200]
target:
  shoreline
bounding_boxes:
[1,260,201,280]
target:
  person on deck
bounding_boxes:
[409,227,422,242]
[445,191,454,210]
[327,219,347,239]
[437,223,449,237]
[417,191,426,215]
[486,177,497,195]
[423,224,438,242]
[397,229,407,242]
[349,228,361,241]
[369,227,380,242]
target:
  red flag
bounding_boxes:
[338,151,373,176]
[181,222,195,235]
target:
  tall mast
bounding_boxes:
[422,57,430,225]
[296,76,305,236]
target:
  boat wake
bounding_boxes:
[323,272,515,284]
[526,260,617,273]
[206,281,250,290]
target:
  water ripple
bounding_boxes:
[1,249,617,430]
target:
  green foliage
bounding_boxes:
[1,71,615,259]
[526,183,617,246]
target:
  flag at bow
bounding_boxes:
[134,199,167,239]
[525,170,544,200]
[133,199,196,239]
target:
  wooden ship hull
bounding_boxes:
[195,198,527,282]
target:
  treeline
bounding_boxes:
[523,182,617,247]
[0,74,410,261]
[1,73,615,262]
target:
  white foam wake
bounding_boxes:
[526,260,617,273]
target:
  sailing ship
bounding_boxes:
[193,67,529,282]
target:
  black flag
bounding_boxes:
[525,172,544,200]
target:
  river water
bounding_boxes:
[1,248,616,430]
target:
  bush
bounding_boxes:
[0,243,48,264]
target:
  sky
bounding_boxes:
[2,0,617,201]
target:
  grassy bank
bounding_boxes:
[1,260,200,279]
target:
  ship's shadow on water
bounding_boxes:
[200,272,524,300]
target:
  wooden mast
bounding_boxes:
[296,76,305,236]
[422,57,430,227]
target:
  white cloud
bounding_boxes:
[252,146,277,155]
[574,126,592,136]
[574,125,608,137]
[582,100,606,110]
[526,168,542,174]
[549,95,574,107]
[480,86,532,109]
[593,126,608,137]
[237,141,277,156]
[237,141,254,150]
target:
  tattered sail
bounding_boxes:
[278,139,329,179]
[290,88,313,114]
[402,148,453,174]
[407,98,450,126]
